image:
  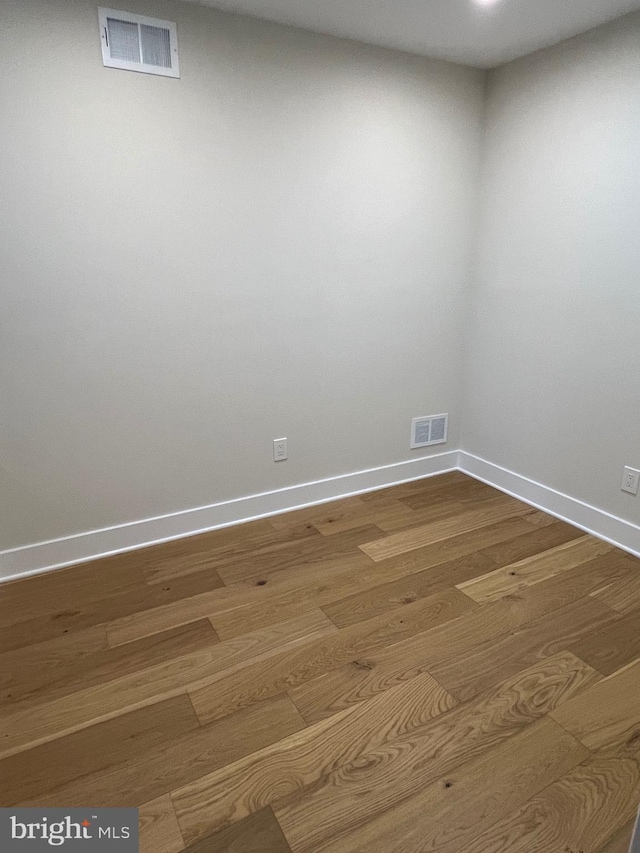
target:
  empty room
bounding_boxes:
[1,0,640,850]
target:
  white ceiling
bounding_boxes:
[183,0,640,67]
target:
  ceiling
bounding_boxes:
[182,0,640,67]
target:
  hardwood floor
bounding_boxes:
[1,471,639,853]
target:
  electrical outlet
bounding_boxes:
[621,466,640,495]
[273,438,288,462]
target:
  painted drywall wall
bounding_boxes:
[0,0,485,549]
[463,12,640,524]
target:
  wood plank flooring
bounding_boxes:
[1,471,639,853]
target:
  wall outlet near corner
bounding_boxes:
[621,466,640,495]
[273,438,288,462]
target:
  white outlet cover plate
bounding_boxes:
[273,438,288,462]
[621,466,640,495]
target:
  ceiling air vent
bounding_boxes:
[410,414,448,449]
[98,8,180,78]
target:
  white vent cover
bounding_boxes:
[98,8,180,78]
[410,414,448,449]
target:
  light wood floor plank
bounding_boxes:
[567,607,640,675]
[293,572,615,723]
[0,560,145,627]
[359,498,535,561]
[519,508,560,527]
[268,494,416,537]
[300,717,589,853]
[182,808,292,853]
[215,525,386,586]
[132,514,371,585]
[591,563,640,614]
[392,473,499,509]
[172,672,455,846]
[207,553,376,640]
[358,471,470,504]
[1,619,218,712]
[0,625,108,704]
[457,535,613,604]
[550,658,640,755]
[138,519,301,585]
[139,795,185,853]
[0,473,635,853]
[598,820,637,853]
[430,595,616,702]
[275,651,600,853]
[18,695,306,810]
[107,551,373,646]
[0,693,199,806]
[321,551,495,629]
[209,518,539,642]
[478,519,586,565]
[189,589,475,724]
[0,569,225,652]
[454,755,640,853]
[0,610,334,760]
[374,499,469,533]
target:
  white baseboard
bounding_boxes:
[458,451,640,559]
[3,448,638,583]
[0,451,459,582]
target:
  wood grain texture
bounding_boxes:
[598,820,637,853]
[591,569,640,614]
[215,525,385,587]
[358,516,537,578]
[453,755,640,853]
[189,589,474,724]
[429,594,615,703]
[0,619,218,712]
[519,508,560,527]
[275,652,601,853]
[17,695,306,810]
[0,568,225,652]
[373,498,470,533]
[358,471,470,504]
[0,559,144,627]
[181,808,292,853]
[0,625,108,705]
[393,473,499,509]
[206,553,377,641]
[359,497,535,561]
[139,795,185,853]
[321,552,495,628]
[0,473,636,853]
[173,673,455,846]
[0,610,334,759]
[107,551,371,646]
[567,607,640,675]
[301,717,590,853]
[0,694,199,806]
[550,658,640,755]
[295,580,612,724]
[458,535,613,604]
[268,494,416,537]
[209,520,539,642]
[478,519,584,565]
[137,519,317,585]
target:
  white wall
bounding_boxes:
[0,0,485,550]
[464,12,640,524]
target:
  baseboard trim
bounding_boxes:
[0,451,459,582]
[3,448,639,583]
[458,451,640,559]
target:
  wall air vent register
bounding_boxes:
[99,7,180,78]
